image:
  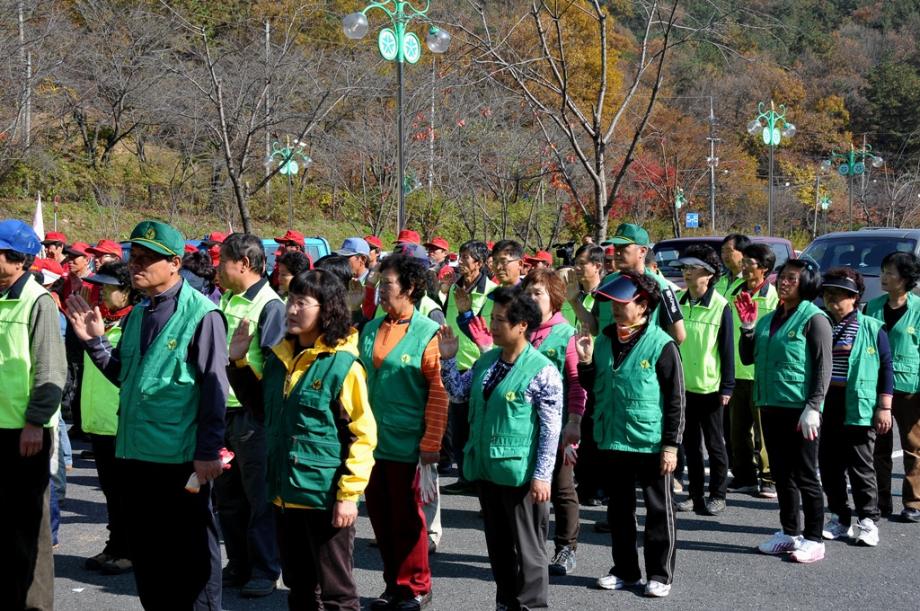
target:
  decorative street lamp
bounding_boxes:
[821,144,883,231]
[674,186,686,210]
[343,2,451,232]
[267,138,312,228]
[747,100,796,235]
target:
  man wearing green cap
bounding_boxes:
[67,220,228,610]
[593,224,685,345]
[1,219,67,611]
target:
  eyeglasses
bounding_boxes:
[493,258,520,268]
[287,298,321,310]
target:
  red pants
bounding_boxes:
[365,459,431,597]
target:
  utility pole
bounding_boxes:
[264,19,271,198]
[706,96,719,232]
[812,172,820,238]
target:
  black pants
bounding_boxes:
[274,506,359,611]
[478,481,549,610]
[601,450,676,585]
[213,410,280,581]
[684,391,729,501]
[760,407,824,542]
[90,434,130,558]
[819,386,879,523]
[118,459,222,610]
[574,405,605,502]
[550,444,579,549]
[448,399,470,481]
[0,428,52,611]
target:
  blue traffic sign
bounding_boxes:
[686,213,699,228]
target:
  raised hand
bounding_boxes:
[468,315,493,350]
[734,291,758,327]
[345,278,365,311]
[453,284,472,314]
[437,324,459,360]
[574,331,594,363]
[65,294,105,340]
[560,267,580,302]
[229,319,253,361]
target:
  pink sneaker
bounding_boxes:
[791,539,825,564]
[757,532,801,555]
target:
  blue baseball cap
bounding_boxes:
[335,237,370,257]
[596,273,645,303]
[0,220,42,256]
[397,242,430,264]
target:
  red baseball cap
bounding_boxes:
[201,232,227,246]
[86,239,123,258]
[424,237,450,251]
[438,265,456,280]
[486,241,495,251]
[63,242,92,258]
[524,250,553,266]
[604,245,616,258]
[364,235,383,249]
[394,229,421,245]
[184,243,198,254]
[41,231,67,245]
[31,258,65,284]
[275,230,305,247]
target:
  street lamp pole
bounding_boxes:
[343,2,451,232]
[823,143,883,231]
[267,138,312,228]
[747,100,796,236]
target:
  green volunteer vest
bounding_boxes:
[597,269,669,334]
[263,347,358,509]
[419,294,441,318]
[866,293,920,394]
[715,274,744,299]
[360,309,440,463]
[593,326,672,453]
[445,277,497,371]
[752,300,827,410]
[116,282,219,463]
[81,325,122,436]
[220,281,283,408]
[842,313,884,427]
[0,276,54,429]
[464,344,552,486]
[536,321,575,375]
[677,289,729,394]
[730,282,779,381]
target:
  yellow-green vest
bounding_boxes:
[715,274,744,299]
[117,282,220,463]
[220,281,283,408]
[445,277,497,371]
[865,293,920,394]
[0,275,55,429]
[730,282,779,381]
[81,325,123,436]
[753,300,827,410]
[593,326,673,453]
[677,288,729,394]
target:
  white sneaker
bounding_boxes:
[597,572,645,590]
[644,581,671,598]
[757,531,802,555]
[854,517,879,547]
[791,539,826,564]
[822,515,853,540]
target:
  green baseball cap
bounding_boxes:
[607,223,650,246]
[129,220,185,257]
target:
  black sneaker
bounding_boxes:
[704,498,726,516]
[758,484,777,499]
[727,478,758,494]
[221,564,249,587]
[548,545,577,576]
[441,480,474,495]
[901,508,920,523]
[370,592,399,610]
[396,592,432,610]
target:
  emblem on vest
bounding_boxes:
[505,391,516,401]
[867,347,876,355]
[312,379,322,390]
[640,359,651,369]
[787,331,796,338]
[546,348,557,358]
[167,338,177,350]
[909,326,916,335]
[401,354,411,364]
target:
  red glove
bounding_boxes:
[734,291,758,327]
[469,315,494,350]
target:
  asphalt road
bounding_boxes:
[54,438,919,611]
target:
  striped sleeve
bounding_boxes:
[419,336,450,453]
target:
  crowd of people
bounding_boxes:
[2,216,919,610]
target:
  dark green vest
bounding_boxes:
[464,344,552,486]
[842,313,884,427]
[263,348,358,509]
[752,300,827,410]
[359,310,440,463]
[536,321,575,374]
[593,326,673,453]
[866,293,920,394]
[116,282,220,463]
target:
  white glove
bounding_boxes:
[798,408,821,441]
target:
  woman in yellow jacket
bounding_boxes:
[228,269,376,610]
